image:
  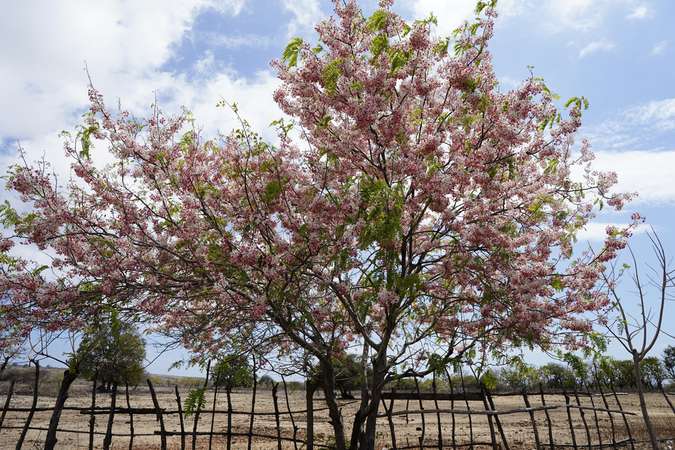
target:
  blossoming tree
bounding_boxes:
[0,1,636,448]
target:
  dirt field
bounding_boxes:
[0,381,673,449]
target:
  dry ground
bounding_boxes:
[0,381,673,449]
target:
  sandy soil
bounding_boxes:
[0,383,673,449]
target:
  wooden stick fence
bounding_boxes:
[0,363,673,450]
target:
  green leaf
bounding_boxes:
[367,9,389,31]
[282,37,304,67]
[551,276,564,292]
[184,387,206,417]
[263,179,283,202]
[321,58,343,95]
[433,38,449,56]
[371,33,389,59]
[32,265,49,277]
[389,49,409,73]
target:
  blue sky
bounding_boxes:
[1,0,674,376]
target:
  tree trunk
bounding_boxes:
[44,368,79,450]
[319,359,347,450]
[633,352,660,450]
[361,353,387,450]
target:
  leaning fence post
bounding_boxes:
[0,379,15,431]
[175,385,185,450]
[281,376,299,450]
[572,386,591,450]
[594,376,617,449]
[609,381,634,450]
[661,386,675,414]
[480,385,499,450]
[381,389,397,449]
[583,383,602,448]
[126,384,135,450]
[147,379,167,450]
[272,383,282,450]
[538,384,554,450]
[89,376,97,450]
[306,380,315,450]
[522,390,541,450]
[485,387,510,450]
[16,360,39,450]
[102,383,118,450]
[564,392,579,450]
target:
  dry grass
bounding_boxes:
[0,380,673,449]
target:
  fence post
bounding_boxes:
[661,386,675,414]
[175,385,185,450]
[480,385,499,450]
[583,383,603,447]
[609,381,634,450]
[102,383,118,450]
[594,377,617,449]
[193,360,210,450]
[432,373,443,449]
[564,392,578,450]
[459,370,474,450]
[226,387,233,450]
[0,379,15,430]
[89,376,97,450]
[16,360,39,450]
[414,377,427,447]
[272,383,282,450]
[281,376,299,450]
[444,369,456,450]
[208,384,219,450]
[381,390,397,449]
[522,390,541,450]
[485,388,510,450]
[147,379,167,450]
[306,380,315,450]
[572,386,591,450]
[247,357,257,450]
[538,385,554,450]
[126,384,135,450]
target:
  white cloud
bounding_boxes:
[590,150,675,204]
[402,0,524,34]
[578,39,615,58]
[205,33,274,49]
[282,0,324,37]
[0,0,282,192]
[626,98,675,131]
[626,4,652,20]
[576,222,649,241]
[650,40,668,56]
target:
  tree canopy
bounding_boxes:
[0,1,636,448]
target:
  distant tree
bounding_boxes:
[211,355,254,390]
[75,310,146,390]
[640,357,666,390]
[257,374,275,388]
[540,363,576,390]
[664,346,675,382]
